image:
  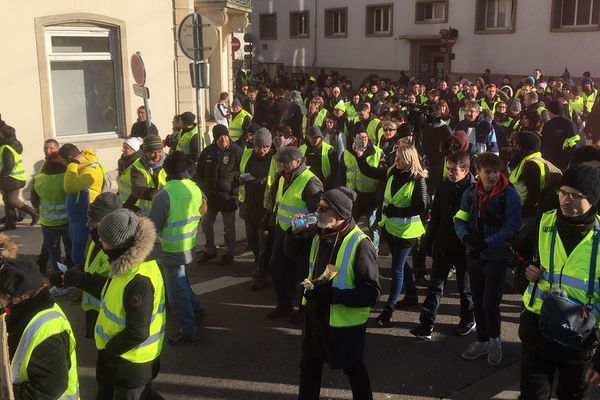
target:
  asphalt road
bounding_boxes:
[9,219,533,400]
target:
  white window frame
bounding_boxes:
[561,0,597,27]
[417,1,447,22]
[484,0,514,29]
[372,6,392,34]
[331,9,347,36]
[45,27,123,140]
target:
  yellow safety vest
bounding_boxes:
[275,168,316,231]
[303,225,372,327]
[300,142,333,179]
[160,179,202,253]
[379,177,425,239]
[366,118,381,144]
[0,145,25,181]
[176,125,199,155]
[302,109,328,135]
[343,146,383,193]
[11,303,79,399]
[523,210,600,327]
[480,98,500,113]
[131,159,166,213]
[95,260,166,363]
[82,240,110,312]
[34,172,67,226]
[508,152,547,206]
[229,110,253,141]
[238,148,276,207]
[117,161,137,204]
[583,89,598,112]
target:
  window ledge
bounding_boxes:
[551,26,599,33]
[474,27,515,34]
[325,33,348,38]
[415,19,448,24]
[290,35,310,39]
[366,32,393,37]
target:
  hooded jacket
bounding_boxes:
[30,157,67,211]
[0,137,25,191]
[64,149,104,203]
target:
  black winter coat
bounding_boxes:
[196,142,243,212]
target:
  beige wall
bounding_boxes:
[0,0,176,180]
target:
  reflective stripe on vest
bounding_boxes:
[563,134,581,149]
[508,152,546,206]
[522,210,600,327]
[35,172,67,226]
[131,159,166,213]
[343,147,382,193]
[229,110,252,141]
[95,260,166,363]
[299,142,333,179]
[0,145,25,181]
[379,177,425,239]
[11,304,79,399]
[275,169,315,230]
[160,179,202,252]
[303,225,371,327]
[81,241,110,311]
[176,125,199,155]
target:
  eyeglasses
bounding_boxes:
[556,189,587,200]
[317,204,332,213]
[383,128,396,132]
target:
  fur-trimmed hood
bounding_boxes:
[108,217,156,277]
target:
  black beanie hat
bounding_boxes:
[546,100,564,116]
[89,192,121,221]
[321,186,357,219]
[560,164,600,205]
[396,123,414,139]
[164,151,188,175]
[59,143,80,161]
[0,259,43,296]
[180,112,196,125]
[212,124,229,139]
[517,131,541,153]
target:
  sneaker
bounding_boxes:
[49,286,69,297]
[195,307,208,323]
[196,251,217,264]
[168,331,201,345]
[266,305,293,319]
[454,321,476,336]
[395,293,419,309]
[461,341,489,360]
[488,337,502,366]
[375,309,393,327]
[220,254,234,265]
[410,324,433,340]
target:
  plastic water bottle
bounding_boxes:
[292,213,318,229]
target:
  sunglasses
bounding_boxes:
[556,189,587,200]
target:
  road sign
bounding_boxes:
[178,13,218,61]
[447,38,457,47]
[130,53,146,86]
[189,62,210,89]
[133,84,150,99]
[231,37,241,52]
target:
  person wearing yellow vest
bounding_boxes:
[300,126,338,190]
[336,129,383,250]
[454,153,521,366]
[0,126,38,231]
[352,103,381,144]
[542,100,581,171]
[291,187,380,400]
[88,209,165,399]
[149,151,207,345]
[581,78,598,114]
[366,144,428,327]
[0,259,79,399]
[117,137,143,205]
[302,97,328,137]
[480,84,501,114]
[59,143,104,267]
[266,146,323,321]
[523,92,550,125]
[233,128,277,290]
[229,99,253,143]
[516,164,600,398]
[175,111,201,175]
[126,135,166,215]
[508,131,548,219]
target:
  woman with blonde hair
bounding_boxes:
[375,144,429,327]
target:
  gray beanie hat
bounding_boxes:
[276,146,304,163]
[98,209,140,249]
[510,98,522,112]
[254,127,272,147]
[89,192,121,221]
[306,126,323,138]
[321,187,357,219]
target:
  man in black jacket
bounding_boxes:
[196,124,243,265]
[541,100,581,171]
[129,106,158,138]
[411,151,475,339]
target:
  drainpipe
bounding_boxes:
[311,0,317,75]
[171,0,180,114]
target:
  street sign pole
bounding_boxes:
[192,13,204,152]
[131,52,152,137]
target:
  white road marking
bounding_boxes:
[191,276,252,295]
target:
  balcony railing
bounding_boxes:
[199,0,252,8]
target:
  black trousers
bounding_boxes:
[419,253,474,327]
[298,353,373,400]
[519,310,593,400]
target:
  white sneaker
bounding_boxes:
[49,286,69,297]
[461,341,489,360]
[488,337,502,366]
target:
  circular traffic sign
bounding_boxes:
[130,52,146,86]
[178,13,219,61]
[231,37,241,53]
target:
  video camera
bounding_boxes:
[397,100,440,150]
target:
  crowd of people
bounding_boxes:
[1,64,600,399]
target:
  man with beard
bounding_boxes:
[126,135,166,215]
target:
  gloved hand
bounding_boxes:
[49,271,64,288]
[463,234,488,256]
[63,268,84,288]
[383,204,402,218]
[304,283,333,304]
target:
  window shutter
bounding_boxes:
[551,0,563,29]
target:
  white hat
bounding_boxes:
[123,137,143,152]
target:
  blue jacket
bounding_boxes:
[454,182,521,260]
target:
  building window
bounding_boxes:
[259,13,277,39]
[366,4,393,36]
[325,8,348,37]
[552,0,599,29]
[46,27,122,138]
[475,0,517,33]
[290,11,309,38]
[416,1,448,23]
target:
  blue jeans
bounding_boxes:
[41,224,70,273]
[385,245,416,311]
[66,191,90,266]
[161,262,201,335]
